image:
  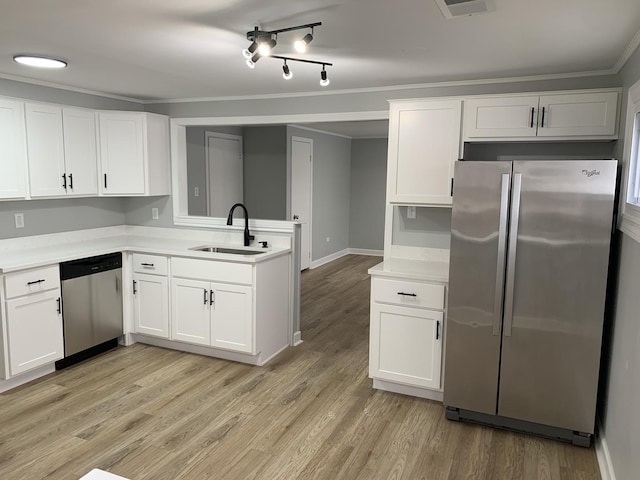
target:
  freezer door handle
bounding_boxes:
[493,173,511,336]
[503,173,522,337]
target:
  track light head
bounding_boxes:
[242,41,258,59]
[257,36,277,56]
[246,52,261,69]
[282,62,292,80]
[294,32,314,53]
[320,68,330,87]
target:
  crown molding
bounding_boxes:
[0,72,144,103]
[613,28,640,73]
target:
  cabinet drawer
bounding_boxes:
[372,277,445,310]
[133,254,168,276]
[4,265,60,299]
[171,257,252,285]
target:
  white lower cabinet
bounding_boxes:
[369,274,446,393]
[133,273,169,339]
[369,303,442,389]
[3,265,63,377]
[170,263,255,354]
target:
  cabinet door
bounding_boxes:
[0,99,27,199]
[537,91,618,137]
[210,283,254,354]
[463,96,539,139]
[369,303,443,390]
[25,103,66,197]
[63,108,98,195]
[387,99,462,205]
[6,289,63,376]
[133,273,169,338]
[98,113,145,195]
[171,278,210,346]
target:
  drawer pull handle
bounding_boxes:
[133,280,137,295]
[436,321,440,340]
[397,292,417,297]
[27,279,46,286]
[141,263,155,267]
[57,297,62,314]
[210,289,215,305]
[204,289,208,305]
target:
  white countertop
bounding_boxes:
[0,227,291,273]
[368,257,449,283]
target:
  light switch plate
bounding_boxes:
[152,208,159,220]
[407,206,416,219]
[14,213,24,228]
[194,187,199,197]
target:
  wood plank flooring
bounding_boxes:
[0,255,601,479]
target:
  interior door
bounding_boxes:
[498,160,617,433]
[444,160,512,415]
[206,132,243,217]
[291,137,312,270]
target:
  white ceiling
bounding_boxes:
[1,0,639,102]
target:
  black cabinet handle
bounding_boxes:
[62,173,67,190]
[436,321,440,340]
[27,279,46,286]
[57,297,61,314]
[69,173,73,189]
[540,107,546,128]
[141,263,155,267]
[210,289,215,305]
[132,280,137,295]
[104,173,107,189]
[530,107,535,128]
[450,178,454,196]
[397,292,417,297]
[204,289,208,305]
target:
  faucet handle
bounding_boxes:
[259,241,268,248]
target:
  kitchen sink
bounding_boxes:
[189,246,266,255]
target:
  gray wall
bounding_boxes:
[243,126,288,220]
[463,141,617,161]
[349,138,387,251]
[0,197,125,240]
[601,44,640,480]
[288,127,351,261]
[0,79,141,238]
[186,126,243,217]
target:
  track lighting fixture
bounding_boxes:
[320,67,330,87]
[282,61,292,80]
[294,31,314,53]
[242,22,333,87]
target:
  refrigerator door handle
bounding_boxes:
[493,173,511,336]
[503,173,522,337]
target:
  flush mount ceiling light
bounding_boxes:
[242,22,333,87]
[13,55,67,69]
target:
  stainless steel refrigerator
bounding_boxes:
[443,159,617,446]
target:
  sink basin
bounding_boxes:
[189,246,265,255]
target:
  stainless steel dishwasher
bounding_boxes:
[56,252,123,369]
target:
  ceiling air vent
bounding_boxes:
[434,0,495,19]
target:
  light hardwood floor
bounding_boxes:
[0,255,601,479]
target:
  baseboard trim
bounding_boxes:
[293,330,303,346]
[595,420,617,480]
[372,378,444,402]
[348,248,384,256]
[0,364,56,393]
[310,248,349,269]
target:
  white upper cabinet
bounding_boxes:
[0,99,27,199]
[98,112,170,196]
[387,99,462,206]
[25,103,98,197]
[463,90,619,141]
[62,108,98,195]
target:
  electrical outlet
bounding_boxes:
[326,237,330,243]
[194,187,199,197]
[152,208,159,220]
[407,206,416,219]
[15,213,24,228]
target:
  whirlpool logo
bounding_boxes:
[582,169,600,177]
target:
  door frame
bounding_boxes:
[291,136,313,270]
[204,131,243,217]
